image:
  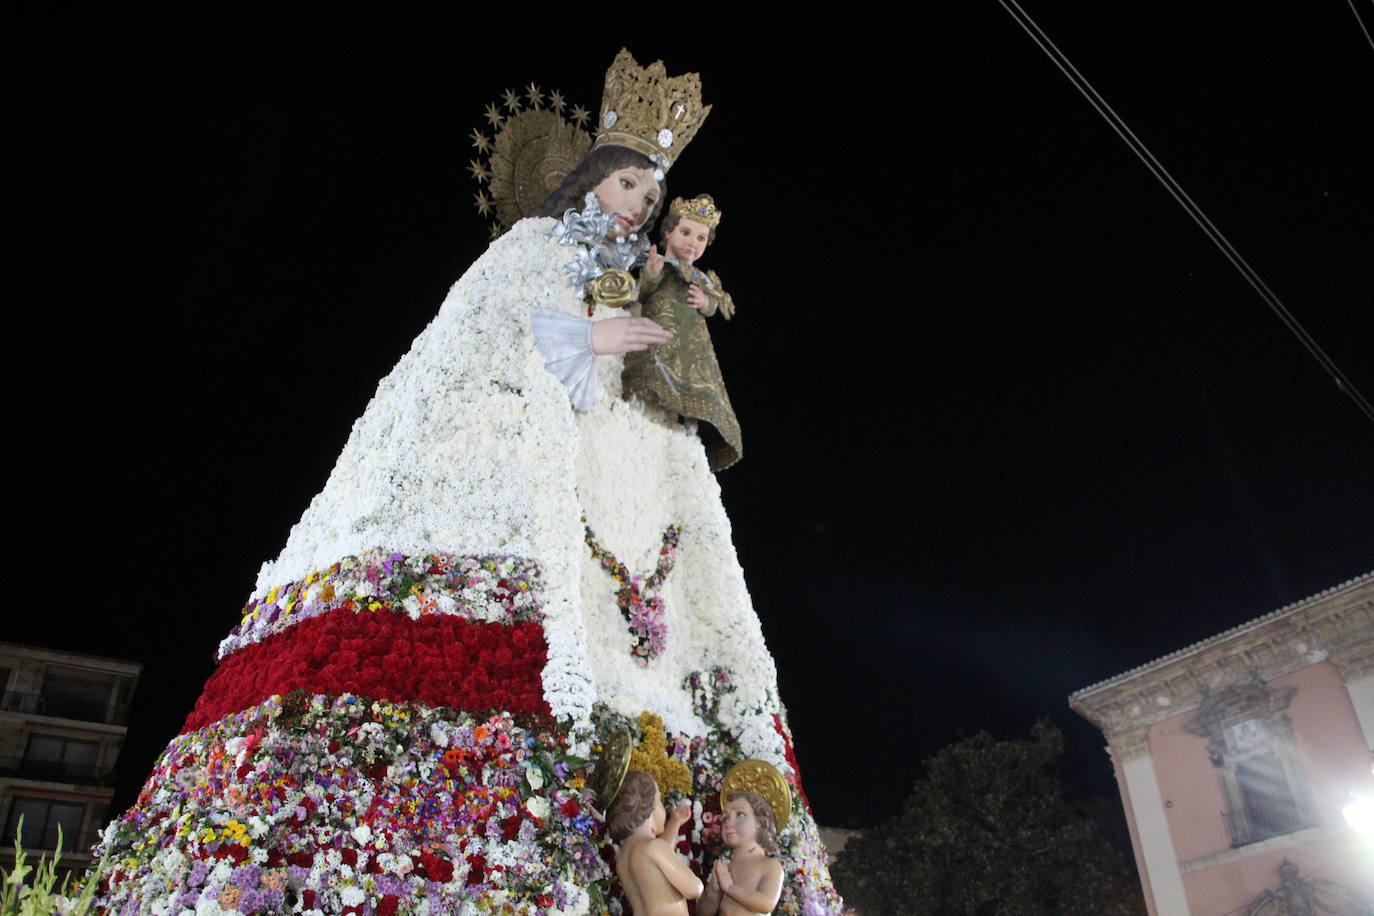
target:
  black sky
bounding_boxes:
[6,10,1373,831]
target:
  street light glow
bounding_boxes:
[1343,793,1374,837]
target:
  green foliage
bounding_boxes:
[831,723,1144,915]
[1,818,103,916]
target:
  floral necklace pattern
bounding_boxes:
[582,516,682,664]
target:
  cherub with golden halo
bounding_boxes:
[698,760,789,916]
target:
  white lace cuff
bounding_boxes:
[531,308,597,411]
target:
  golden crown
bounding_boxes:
[594,49,710,173]
[669,195,721,229]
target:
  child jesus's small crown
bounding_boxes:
[594,49,711,175]
[669,195,722,229]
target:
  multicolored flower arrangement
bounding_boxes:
[96,695,608,915]
[220,550,544,660]
[583,520,681,664]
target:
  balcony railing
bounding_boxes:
[0,690,129,726]
[3,823,101,856]
[0,756,114,787]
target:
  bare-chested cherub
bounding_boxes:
[608,770,703,915]
[697,790,784,916]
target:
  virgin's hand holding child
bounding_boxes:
[591,316,671,355]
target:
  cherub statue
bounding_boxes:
[699,760,790,916]
[621,194,743,470]
[607,770,703,915]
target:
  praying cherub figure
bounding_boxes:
[698,790,784,916]
[608,770,703,915]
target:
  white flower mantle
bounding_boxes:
[249,217,785,765]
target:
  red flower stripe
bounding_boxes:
[182,607,549,732]
[773,713,812,812]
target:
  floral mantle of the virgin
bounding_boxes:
[92,209,845,916]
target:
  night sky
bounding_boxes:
[7,10,1373,833]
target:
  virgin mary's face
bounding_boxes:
[592,166,660,237]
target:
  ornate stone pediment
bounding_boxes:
[1070,575,1373,743]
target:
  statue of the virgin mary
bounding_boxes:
[94,50,843,916]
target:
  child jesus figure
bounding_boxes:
[621,193,743,471]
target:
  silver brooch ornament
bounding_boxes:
[603,110,618,129]
[657,129,673,148]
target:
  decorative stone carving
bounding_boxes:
[1243,858,1371,915]
[1070,576,1373,737]
[1108,726,1151,762]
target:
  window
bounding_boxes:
[4,797,85,851]
[23,734,103,782]
[1186,678,1317,846]
[40,673,110,722]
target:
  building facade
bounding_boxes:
[0,642,141,872]
[1071,573,1374,915]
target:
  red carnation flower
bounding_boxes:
[465,854,486,886]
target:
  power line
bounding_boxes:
[1347,0,1374,56]
[997,0,1374,426]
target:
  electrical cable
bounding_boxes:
[997,0,1374,426]
[1347,0,1374,56]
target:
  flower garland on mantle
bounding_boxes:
[582,518,682,664]
[221,550,544,661]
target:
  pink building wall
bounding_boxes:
[1139,662,1373,914]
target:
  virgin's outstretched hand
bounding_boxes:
[591,316,671,355]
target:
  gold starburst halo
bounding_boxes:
[721,759,791,831]
[594,48,710,174]
[467,86,593,235]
